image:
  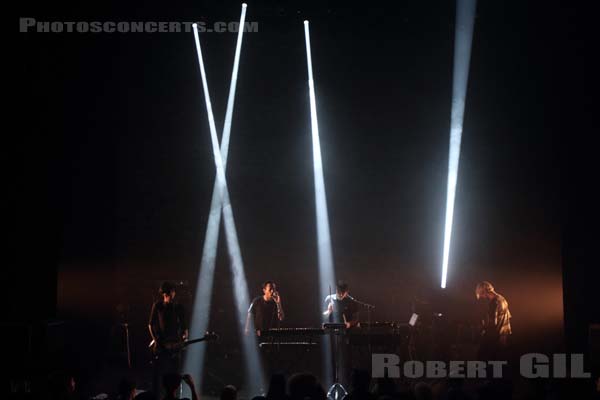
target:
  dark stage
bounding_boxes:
[10,0,599,399]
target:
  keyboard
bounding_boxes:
[261,327,326,337]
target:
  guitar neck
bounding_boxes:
[184,337,207,345]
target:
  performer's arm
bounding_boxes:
[245,300,255,335]
[244,313,251,335]
[347,314,360,328]
[179,304,189,340]
[274,293,285,321]
[492,298,503,333]
[148,303,158,343]
[148,324,157,342]
[343,311,360,329]
[322,296,333,316]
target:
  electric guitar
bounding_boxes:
[149,332,219,359]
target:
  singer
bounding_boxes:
[245,280,285,336]
[322,280,359,329]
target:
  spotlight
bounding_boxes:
[304,20,337,389]
[186,4,264,395]
[441,0,477,288]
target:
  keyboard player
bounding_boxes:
[245,280,285,389]
[322,280,358,389]
[322,280,359,328]
[245,281,285,337]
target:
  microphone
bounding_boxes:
[272,286,280,302]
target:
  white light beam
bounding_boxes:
[304,20,337,388]
[304,20,336,307]
[191,11,264,395]
[441,0,477,288]
[183,3,248,389]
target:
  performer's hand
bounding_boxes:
[182,374,195,387]
[182,330,189,341]
[273,291,281,303]
[256,330,261,337]
[322,301,333,316]
[345,322,352,329]
[499,335,508,346]
[324,303,333,315]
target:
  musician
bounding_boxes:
[245,281,284,336]
[149,281,189,346]
[323,281,359,329]
[322,281,359,389]
[475,281,512,360]
[148,281,188,395]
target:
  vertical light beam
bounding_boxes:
[183,3,248,389]
[441,0,477,289]
[304,20,336,388]
[303,20,336,310]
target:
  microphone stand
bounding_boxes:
[326,285,348,400]
[366,304,372,355]
[350,297,375,310]
[348,297,375,354]
[327,285,338,387]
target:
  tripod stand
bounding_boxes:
[325,324,348,400]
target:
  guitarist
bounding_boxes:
[148,281,188,395]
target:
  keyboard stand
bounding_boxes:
[323,323,347,400]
